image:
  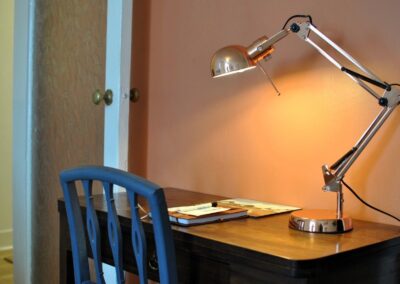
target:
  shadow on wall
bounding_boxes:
[128,0,151,177]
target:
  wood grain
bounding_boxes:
[87,188,400,261]
[59,187,400,283]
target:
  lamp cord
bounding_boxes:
[282,15,313,30]
[341,179,400,222]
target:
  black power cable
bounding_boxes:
[342,179,400,222]
[282,15,313,30]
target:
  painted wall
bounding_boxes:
[0,0,14,249]
[146,0,400,225]
[129,0,151,176]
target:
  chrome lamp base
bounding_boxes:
[289,209,353,233]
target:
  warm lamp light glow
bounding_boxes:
[210,15,400,233]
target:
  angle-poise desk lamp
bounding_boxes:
[210,15,400,233]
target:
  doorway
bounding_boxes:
[0,1,14,283]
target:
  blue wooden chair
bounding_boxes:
[59,165,178,284]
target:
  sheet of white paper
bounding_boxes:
[168,203,212,213]
[219,198,300,212]
[181,206,229,217]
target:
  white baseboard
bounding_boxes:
[0,229,13,251]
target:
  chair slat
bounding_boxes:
[82,180,105,284]
[148,192,178,284]
[103,182,124,284]
[61,181,91,284]
[127,191,147,283]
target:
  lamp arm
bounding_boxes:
[324,105,397,190]
[330,107,392,173]
[251,19,400,196]
[292,22,386,101]
[284,20,400,219]
[307,23,384,84]
[261,28,291,50]
[247,29,291,61]
[341,67,390,91]
[258,21,388,100]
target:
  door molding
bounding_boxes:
[104,0,132,170]
[13,0,35,283]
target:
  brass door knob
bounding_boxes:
[92,89,113,105]
[130,88,140,103]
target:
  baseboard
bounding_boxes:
[0,229,13,251]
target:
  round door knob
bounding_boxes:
[130,88,140,103]
[92,89,113,105]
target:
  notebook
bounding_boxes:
[167,202,248,226]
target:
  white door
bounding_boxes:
[13,0,133,283]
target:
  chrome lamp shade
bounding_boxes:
[210,46,256,78]
[211,34,278,78]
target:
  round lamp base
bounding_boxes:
[289,209,353,233]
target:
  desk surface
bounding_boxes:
[103,188,400,260]
[59,188,400,283]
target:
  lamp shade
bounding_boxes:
[210,45,256,78]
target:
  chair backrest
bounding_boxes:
[59,166,178,284]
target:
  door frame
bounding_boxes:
[104,0,132,170]
[13,0,35,282]
[12,1,132,283]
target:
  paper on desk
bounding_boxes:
[220,198,299,210]
[168,203,230,217]
[218,198,300,217]
[180,206,229,216]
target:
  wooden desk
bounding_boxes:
[58,188,400,283]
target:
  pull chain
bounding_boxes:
[258,63,281,96]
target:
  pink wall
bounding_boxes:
[144,0,400,225]
[129,0,151,177]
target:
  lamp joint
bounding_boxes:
[290,23,301,33]
[322,165,341,193]
[380,86,400,107]
[378,97,388,107]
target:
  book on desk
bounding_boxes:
[165,199,300,226]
